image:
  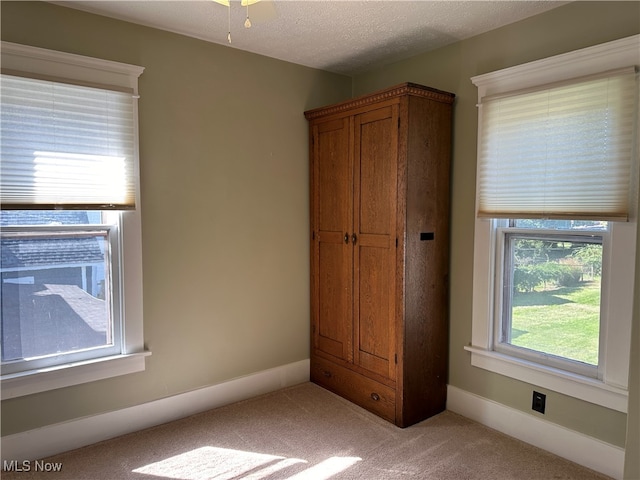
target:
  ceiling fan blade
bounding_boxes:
[212,0,263,7]
[211,0,278,26]
[246,0,278,24]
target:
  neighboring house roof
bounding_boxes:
[1,237,104,269]
[1,283,107,361]
[0,210,92,226]
[1,211,104,269]
[37,283,108,333]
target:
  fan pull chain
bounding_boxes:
[227,2,232,43]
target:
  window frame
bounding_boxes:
[1,215,122,375]
[494,222,605,380]
[0,42,149,400]
[467,35,639,413]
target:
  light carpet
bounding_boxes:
[2,382,611,479]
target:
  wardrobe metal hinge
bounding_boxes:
[396,237,398,247]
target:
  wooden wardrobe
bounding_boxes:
[305,83,455,428]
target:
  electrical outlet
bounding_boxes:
[532,391,546,414]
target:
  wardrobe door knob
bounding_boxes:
[371,392,380,401]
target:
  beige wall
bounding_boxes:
[353,0,640,456]
[0,0,351,435]
[1,0,639,472]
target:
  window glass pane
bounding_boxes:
[1,211,113,364]
[503,231,603,366]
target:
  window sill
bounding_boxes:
[464,346,628,413]
[1,351,151,400]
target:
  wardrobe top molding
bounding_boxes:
[304,82,455,120]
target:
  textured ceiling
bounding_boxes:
[50,1,570,75]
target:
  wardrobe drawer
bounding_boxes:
[311,357,396,423]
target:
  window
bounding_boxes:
[1,211,121,373]
[496,219,606,379]
[467,35,639,413]
[0,42,149,399]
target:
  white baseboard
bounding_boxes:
[446,384,624,479]
[2,367,623,478]
[1,359,310,462]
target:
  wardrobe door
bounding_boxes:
[352,105,399,380]
[311,117,353,362]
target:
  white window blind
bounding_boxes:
[1,74,137,210]
[476,68,638,220]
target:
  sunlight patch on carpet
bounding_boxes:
[286,456,362,479]
[132,446,361,479]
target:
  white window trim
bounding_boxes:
[467,35,639,413]
[0,42,149,400]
